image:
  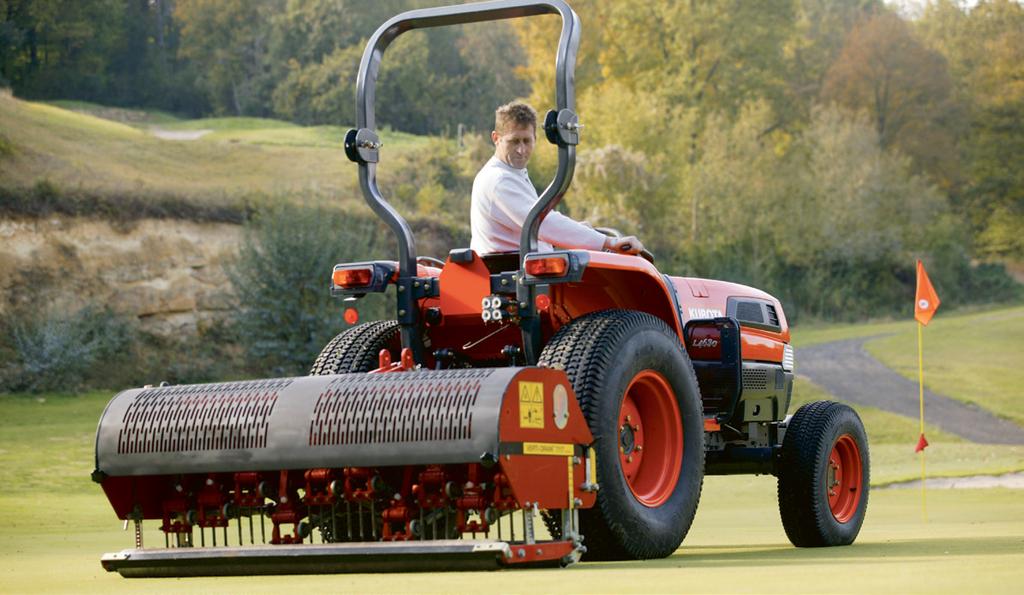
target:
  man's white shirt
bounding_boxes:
[470,156,607,254]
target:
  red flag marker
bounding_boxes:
[915,433,929,453]
[915,260,941,325]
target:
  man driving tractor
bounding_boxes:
[470,101,645,255]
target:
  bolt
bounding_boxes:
[520,301,528,308]
[627,455,633,463]
[573,498,583,507]
[536,548,543,556]
[573,456,581,465]
[501,278,509,286]
[398,285,405,292]
[398,309,406,316]
[414,281,420,288]
[626,415,632,423]
[518,548,526,558]
[636,445,643,452]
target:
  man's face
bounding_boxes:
[492,124,535,169]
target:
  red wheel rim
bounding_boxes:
[827,434,863,523]
[618,370,683,507]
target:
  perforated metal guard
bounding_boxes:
[310,369,492,447]
[96,369,516,477]
[118,380,288,455]
[742,367,769,391]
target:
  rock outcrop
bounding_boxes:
[0,216,241,335]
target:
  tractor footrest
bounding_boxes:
[101,540,567,577]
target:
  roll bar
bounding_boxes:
[344,0,582,364]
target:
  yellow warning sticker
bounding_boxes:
[518,381,545,429]
[522,442,574,456]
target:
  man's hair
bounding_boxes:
[494,102,537,134]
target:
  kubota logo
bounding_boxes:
[692,337,718,349]
[688,307,723,319]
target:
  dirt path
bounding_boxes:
[149,127,212,141]
[797,336,1024,444]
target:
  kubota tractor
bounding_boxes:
[93,0,869,577]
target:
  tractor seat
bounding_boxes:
[446,249,519,273]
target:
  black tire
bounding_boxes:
[538,310,704,560]
[777,400,870,547]
[309,320,400,375]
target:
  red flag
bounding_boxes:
[915,260,940,326]
[915,433,929,453]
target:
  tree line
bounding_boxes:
[0,0,1020,321]
[514,0,1022,318]
[0,0,528,133]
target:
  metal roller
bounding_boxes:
[95,368,517,477]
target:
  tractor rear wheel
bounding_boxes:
[777,400,870,547]
[538,310,704,560]
[309,320,400,375]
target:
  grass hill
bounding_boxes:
[0,93,430,213]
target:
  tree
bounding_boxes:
[918,0,1024,259]
[821,10,961,190]
[175,0,281,116]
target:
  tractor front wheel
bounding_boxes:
[539,310,704,560]
[777,401,870,547]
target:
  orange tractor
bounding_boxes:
[93,0,869,577]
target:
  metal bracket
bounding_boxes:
[344,128,382,164]
[544,108,581,146]
[489,272,519,295]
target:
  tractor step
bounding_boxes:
[101,540,557,577]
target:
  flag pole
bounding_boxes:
[917,320,927,522]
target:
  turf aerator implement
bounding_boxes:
[93,0,870,578]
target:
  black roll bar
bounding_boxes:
[345,0,581,364]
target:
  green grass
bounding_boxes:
[0,94,431,207]
[4,304,1024,592]
[791,304,1024,429]
[789,377,962,447]
[45,99,183,127]
[865,305,1024,427]
[789,377,1024,485]
[1,481,1022,593]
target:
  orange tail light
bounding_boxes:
[525,256,569,277]
[332,266,374,288]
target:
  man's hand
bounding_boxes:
[603,235,644,255]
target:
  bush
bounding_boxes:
[228,204,393,376]
[0,304,133,393]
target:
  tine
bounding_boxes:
[346,501,352,540]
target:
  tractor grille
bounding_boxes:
[116,379,289,454]
[309,369,495,447]
[741,368,769,391]
[735,301,764,324]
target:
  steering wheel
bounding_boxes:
[417,256,446,268]
[594,227,656,264]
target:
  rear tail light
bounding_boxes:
[525,255,569,277]
[332,266,374,288]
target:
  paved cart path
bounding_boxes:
[797,336,1024,444]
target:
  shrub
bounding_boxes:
[228,204,392,376]
[1,304,133,393]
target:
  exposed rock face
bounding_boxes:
[0,216,242,335]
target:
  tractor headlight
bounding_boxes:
[782,344,795,372]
